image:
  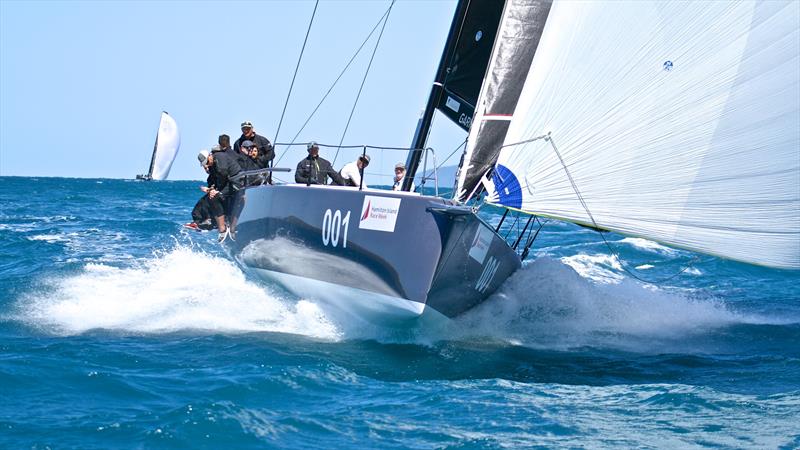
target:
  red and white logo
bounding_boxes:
[359,195,401,232]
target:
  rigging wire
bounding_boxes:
[333,0,396,165]
[429,138,467,177]
[272,0,320,150]
[274,3,395,166]
[544,134,701,284]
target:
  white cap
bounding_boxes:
[198,149,210,164]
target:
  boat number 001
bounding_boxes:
[322,209,351,248]
[475,257,500,293]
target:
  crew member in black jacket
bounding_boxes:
[295,142,345,186]
[234,120,274,168]
[209,135,242,242]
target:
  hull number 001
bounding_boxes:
[322,209,351,248]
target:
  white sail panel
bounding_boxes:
[490,1,800,269]
[150,112,180,180]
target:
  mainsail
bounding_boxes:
[404,0,507,190]
[142,111,180,180]
[485,1,800,269]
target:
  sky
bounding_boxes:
[0,0,466,182]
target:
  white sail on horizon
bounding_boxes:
[485,0,799,269]
[149,112,180,180]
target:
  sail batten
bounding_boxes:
[484,0,799,269]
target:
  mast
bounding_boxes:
[402,0,471,191]
[146,112,165,179]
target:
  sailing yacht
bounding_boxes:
[137,111,181,181]
[223,0,799,323]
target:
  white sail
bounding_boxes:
[149,112,181,180]
[488,0,800,269]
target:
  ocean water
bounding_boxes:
[1,176,798,449]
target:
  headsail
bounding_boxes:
[454,0,552,201]
[145,111,180,180]
[488,1,800,269]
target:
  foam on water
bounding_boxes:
[559,253,624,283]
[447,257,787,350]
[619,237,679,255]
[14,246,341,339]
[27,234,70,243]
[11,244,793,351]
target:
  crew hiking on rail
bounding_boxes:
[189,120,408,242]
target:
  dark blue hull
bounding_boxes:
[225,184,521,321]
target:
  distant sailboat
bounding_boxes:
[136,111,180,181]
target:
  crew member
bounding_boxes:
[239,140,269,186]
[187,150,216,231]
[234,120,274,168]
[209,135,242,242]
[340,154,370,188]
[185,148,227,238]
[295,141,345,186]
[392,162,413,191]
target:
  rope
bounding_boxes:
[333,0,396,165]
[274,4,395,165]
[419,138,465,184]
[545,134,700,284]
[272,0,319,148]
[275,142,422,152]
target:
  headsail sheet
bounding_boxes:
[149,112,180,180]
[489,1,800,269]
[455,0,552,201]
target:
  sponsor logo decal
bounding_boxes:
[361,201,371,221]
[445,96,460,113]
[359,195,402,232]
[468,225,493,263]
[458,113,472,128]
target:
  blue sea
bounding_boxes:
[1,176,798,449]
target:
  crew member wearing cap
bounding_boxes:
[234,121,274,168]
[186,150,215,231]
[238,140,262,171]
[339,154,370,188]
[237,140,270,187]
[393,162,413,191]
[295,142,345,186]
[187,149,226,233]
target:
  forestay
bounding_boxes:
[488,1,800,269]
[149,112,181,180]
